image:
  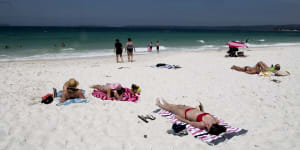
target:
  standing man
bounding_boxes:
[156,41,160,53]
[115,39,124,63]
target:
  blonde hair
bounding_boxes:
[65,78,79,92]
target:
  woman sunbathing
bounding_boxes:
[231,61,280,74]
[60,78,85,103]
[90,83,125,99]
[156,98,226,135]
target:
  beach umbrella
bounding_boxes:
[226,41,248,48]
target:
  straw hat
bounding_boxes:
[66,78,79,89]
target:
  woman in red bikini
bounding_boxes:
[156,98,226,135]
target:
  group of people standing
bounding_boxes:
[114,38,160,63]
[114,38,135,63]
[148,41,160,53]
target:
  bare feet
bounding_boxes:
[161,99,168,105]
[156,98,162,107]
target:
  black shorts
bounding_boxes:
[116,49,122,55]
[127,48,133,53]
[156,46,159,50]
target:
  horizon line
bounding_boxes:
[0,24,300,28]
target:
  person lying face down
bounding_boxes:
[231,61,280,74]
[90,83,125,99]
[156,98,226,135]
[60,78,85,103]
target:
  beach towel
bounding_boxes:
[56,90,88,106]
[154,109,247,146]
[56,98,88,106]
[92,88,139,102]
[151,63,181,69]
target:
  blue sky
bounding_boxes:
[0,0,300,26]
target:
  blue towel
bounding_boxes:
[56,98,88,106]
[56,89,87,106]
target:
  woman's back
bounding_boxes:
[126,42,134,48]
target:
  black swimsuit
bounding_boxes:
[127,45,133,52]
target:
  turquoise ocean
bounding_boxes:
[1,27,300,61]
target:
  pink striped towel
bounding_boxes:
[92,88,139,102]
[154,109,247,146]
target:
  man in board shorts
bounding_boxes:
[115,39,124,63]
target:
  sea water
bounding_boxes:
[1,27,300,61]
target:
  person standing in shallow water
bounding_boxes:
[156,41,160,53]
[148,42,153,52]
[125,38,135,62]
[114,39,124,63]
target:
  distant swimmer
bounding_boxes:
[4,45,9,49]
[61,42,65,47]
[156,41,160,53]
[245,38,250,43]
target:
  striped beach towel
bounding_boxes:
[92,88,139,102]
[154,109,247,146]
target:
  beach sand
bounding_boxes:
[0,46,300,150]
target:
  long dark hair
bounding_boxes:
[208,124,226,135]
[110,88,125,97]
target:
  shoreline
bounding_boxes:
[0,44,297,64]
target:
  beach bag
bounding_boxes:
[41,94,53,104]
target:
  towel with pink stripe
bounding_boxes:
[92,88,139,102]
[154,109,247,146]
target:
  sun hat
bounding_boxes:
[274,71,290,76]
[66,78,79,89]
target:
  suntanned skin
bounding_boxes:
[231,61,279,74]
[156,98,218,131]
[60,83,85,103]
[125,41,135,62]
[90,84,123,99]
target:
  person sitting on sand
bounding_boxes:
[231,61,280,74]
[156,98,226,135]
[60,78,85,103]
[90,83,126,99]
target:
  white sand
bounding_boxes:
[0,46,300,150]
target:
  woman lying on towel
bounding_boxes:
[231,61,280,74]
[60,78,85,103]
[90,83,126,99]
[156,98,226,135]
